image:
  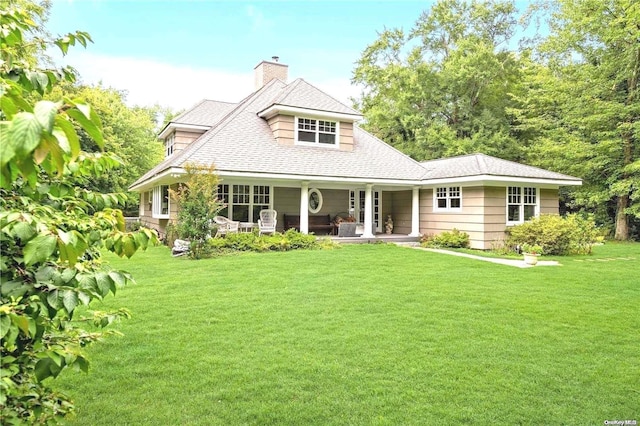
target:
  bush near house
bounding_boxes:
[507,214,603,255]
[421,228,470,248]
[207,229,332,254]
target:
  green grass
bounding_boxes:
[58,242,640,425]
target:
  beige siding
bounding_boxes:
[267,115,295,146]
[339,122,354,152]
[419,187,488,249]
[540,188,559,214]
[173,129,205,154]
[390,190,412,235]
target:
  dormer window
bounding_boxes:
[296,117,338,146]
[165,133,175,157]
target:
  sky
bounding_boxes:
[46,1,438,110]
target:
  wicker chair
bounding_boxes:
[213,216,240,237]
[258,209,277,235]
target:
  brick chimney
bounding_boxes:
[254,56,288,90]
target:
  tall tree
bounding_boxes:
[49,84,165,215]
[352,0,524,161]
[520,0,640,239]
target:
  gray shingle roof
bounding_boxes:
[172,99,237,126]
[266,79,361,116]
[131,78,426,188]
[421,153,580,181]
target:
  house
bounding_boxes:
[129,59,581,249]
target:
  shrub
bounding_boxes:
[207,229,320,254]
[508,214,603,255]
[421,228,470,248]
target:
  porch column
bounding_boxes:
[362,184,375,238]
[299,182,309,234]
[409,186,421,237]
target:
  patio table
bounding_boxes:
[239,222,255,233]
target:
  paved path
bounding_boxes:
[401,245,560,268]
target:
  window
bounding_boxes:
[507,186,538,224]
[165,133,175,157]
[217,184,271,222]
[434,187,462,211]
[296,117,338,146]
[308,188,323,214]
[152,185,170,218]
[146,190,152,213]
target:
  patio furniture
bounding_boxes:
[337,222,357,237]
[239,222,256,233]
[213,216,240,237]
[283,214,335,235]
[258,209,277,235]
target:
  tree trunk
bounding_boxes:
[614,194,629,240]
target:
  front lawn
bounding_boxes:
[58,242,639,425]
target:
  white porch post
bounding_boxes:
[300,182,309,234]
[362,184,375,238]
[409,186,421,237]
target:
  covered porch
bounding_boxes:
[215,176,423,238]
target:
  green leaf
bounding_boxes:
[10,313,30,336]
[47,289,60,309]
[23,234,57,266]
[11,221,35,241]
[108,270,126,287]
[54,116,80,158]
[8,112,42,159]
[34,101,58,135]
[62,290,78,314]
[0,315,11,339]
[122,235,137,258]
[67,106,104,148]
[95,271,111,297]
[0,122,16,167]
[0,96,18,118]
[34,358,54,381]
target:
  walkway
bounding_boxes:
[400,244,560,268]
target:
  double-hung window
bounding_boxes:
[434,187,462,211]
[296,117,338,146]
[152,185,170,218]
[507,186,538,225]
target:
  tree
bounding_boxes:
[352,0,524,161]
[519,0,640,239]
[1,5,157,423]
[171,163,222,259]
[48,84,165,215]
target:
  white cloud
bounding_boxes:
[54,51,253,110]
[52,51,362,110]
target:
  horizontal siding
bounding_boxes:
[540,188,559,214]
[339,122,354,152]
[391,191,412,234]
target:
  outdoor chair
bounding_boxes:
[213,216,240,237]
[258,209,277,235]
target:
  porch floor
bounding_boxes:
[321,234,421,244]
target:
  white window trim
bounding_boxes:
[218,184,273,223]
[506,186,539,226]
[152,185,170,219]
[165,133,175,157]
[433,186,462,212]
[294,116,340,148]
[308,188,323,214]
